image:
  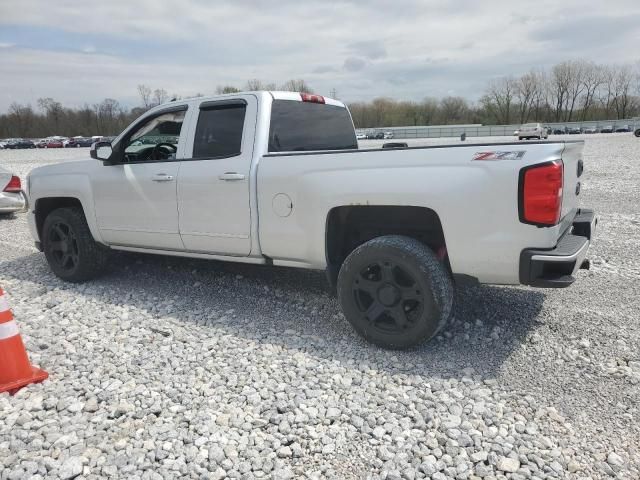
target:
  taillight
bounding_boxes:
[3,175,21,193]
[519,161,563,226]
[300,93,325,104]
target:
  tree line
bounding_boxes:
[350,61,640,128]
[0,79,313,138]
[1,62,638,138]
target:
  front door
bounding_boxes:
[177,96,257,255]
[93,107,188,250]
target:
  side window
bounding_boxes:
[193,103,246,159]
[123,109,185,162]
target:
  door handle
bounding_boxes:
[152,174,174,182]
[219,172,246,181]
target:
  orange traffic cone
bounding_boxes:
[0,287,48,394]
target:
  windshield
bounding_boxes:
[269,100,357,152]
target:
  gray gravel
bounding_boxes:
[1,134,638,479]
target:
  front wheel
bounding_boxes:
[42,207,109,282]
[337,235,454,349]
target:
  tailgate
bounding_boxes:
[560,142,583,222]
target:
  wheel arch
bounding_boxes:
[34,197,102,245]
[325,205,450,288]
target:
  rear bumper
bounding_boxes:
[520,209,597,288]
[0,190,28,213]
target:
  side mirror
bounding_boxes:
[90,141,113,161]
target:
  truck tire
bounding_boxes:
[42,207,109,282]
[337,235,453,349]
[635,128,640,138]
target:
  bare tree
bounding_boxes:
[371,98,394,126]
[137,84,152,109]
[152,89,169,106]
[564,61,586,121]
[419,98,439,126]
[580,62,604,120]
[439,97,469,124]
[243,79,278,91]
[548,62,572,121]
[7,103,36,137]
[598,65,617,118]
[96,98,121,133]
[216,85,241,94]
[245,79,265,91]
[515,71,540,122]
[280,79,312,93]
[37,97,64,133]
[482,77,516,124]
[612,64,634,119]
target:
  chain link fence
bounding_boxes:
[357,118,640,139]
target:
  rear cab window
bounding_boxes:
[268,99,357,152]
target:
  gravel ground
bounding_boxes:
[0,134,638,480]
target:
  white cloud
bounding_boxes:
[0,0,639,111]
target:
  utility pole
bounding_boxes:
[329,88,338,99]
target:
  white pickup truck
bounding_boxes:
[26,91,596,349]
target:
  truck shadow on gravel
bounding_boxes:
[2,251,545,379]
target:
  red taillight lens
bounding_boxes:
[520,161,563,225]
[3,175,21,193]
[300,93,325,104]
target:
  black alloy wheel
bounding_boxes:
[352,260,429,335]
[47,221,80,273]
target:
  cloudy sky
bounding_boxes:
[0,0,639,111]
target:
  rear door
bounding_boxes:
[177,95,257,255]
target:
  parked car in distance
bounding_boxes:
[567,127,581,135]
[26,90,596,349]
[37,138,64,148]
[582,127,597,134]
[552,128,566,135]
[518,123,548,140]
[356,133,366,140]
[615,125,631,133]
[0,166,27,215]
[600,125,613,133]
[66,137,94,148]
[513,130,520,136]
[383,131,394,139]
[4,138,36,149]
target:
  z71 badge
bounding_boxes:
[472,151,526,161]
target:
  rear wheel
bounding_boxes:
[337,235,453,349]
[42,207,109,282]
